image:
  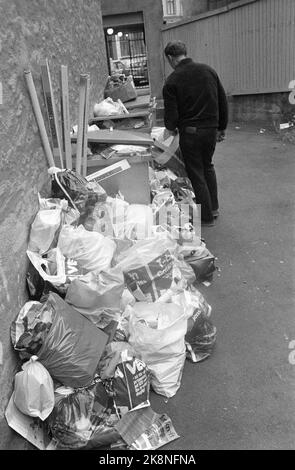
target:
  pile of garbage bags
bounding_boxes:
[7,165,217,450]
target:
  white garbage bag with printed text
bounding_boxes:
[128,302,187,397]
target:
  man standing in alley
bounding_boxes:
[163,40,228,226]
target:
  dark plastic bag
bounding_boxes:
[185,311,217,363]
[37,293,109,388]
[11,300,55,361]
[185,253,216,283]
[98,342,136,380]
[48,380,120,449]
[26,260,66,302]
[170,177,195,203]
[103,348,150,415]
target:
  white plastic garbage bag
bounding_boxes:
[27,248,66,286]
[105,197,129,239]
[65,266,125,311]
[28,209,62,254]
[58,225,116,273]
[115,236,186,302]
[120,288,136,310]
[172,288,212,319]
[124,204,154,240]
[93,98,127,117]
[177,239,208,258]
[13,356,54,421]
[128,302,187,397]
[38,194,68,211]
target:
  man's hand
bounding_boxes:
[163,128,178,141]
[217,130,226,142]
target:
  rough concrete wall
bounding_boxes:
[101,0,165,99]
[0,0,107,449]
[231,92,294,125]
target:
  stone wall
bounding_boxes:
[0,0,108,449]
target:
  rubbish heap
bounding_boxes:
[6,71,218,450]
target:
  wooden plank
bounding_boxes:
[76,74,88,174]
[24,70,55,168]
[71,129,153,146]
[124,94,151,110]
[89,109,151,123]
[85,153,151,167]
[41,60,64,168]
[82,74,90,177]
[60,65,72,169]
[86,159,131,182]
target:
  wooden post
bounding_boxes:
[82,74,90,177]
[24,70,55,168]
[76,74,88,174]
[60,65,72,169]
[41,60,64,169]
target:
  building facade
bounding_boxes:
[162,0,295,123]
[162,0,239,23]
[0,0,108,449]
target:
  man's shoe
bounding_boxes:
[201,220,215,227]
[212,209,220,218]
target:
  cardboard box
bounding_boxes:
[104,76,137,103]
[87,154,151,205]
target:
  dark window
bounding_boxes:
[167,0,176,16]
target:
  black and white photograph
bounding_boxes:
[0,0,294,457]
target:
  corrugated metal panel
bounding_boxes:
[162,0,295,95]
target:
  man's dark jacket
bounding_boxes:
[163,58,228,132]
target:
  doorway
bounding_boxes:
[104,24,149,89]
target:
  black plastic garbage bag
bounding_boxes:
[36,293,109,388]
[101,346,150,415]
[26,260,66,302]
[185,311,217,363]
[170,177,195,203]
[51,170,106,223]
[185,252,216,283]
[11,300,55,361]
[47,380,120,449]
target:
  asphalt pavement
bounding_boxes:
[150,124,295,450]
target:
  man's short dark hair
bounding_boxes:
[164,41,187,57]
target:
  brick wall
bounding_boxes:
[0,0,108,449]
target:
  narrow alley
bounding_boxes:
[151,125,295,450]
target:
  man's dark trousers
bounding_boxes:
[179,127,218,223]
